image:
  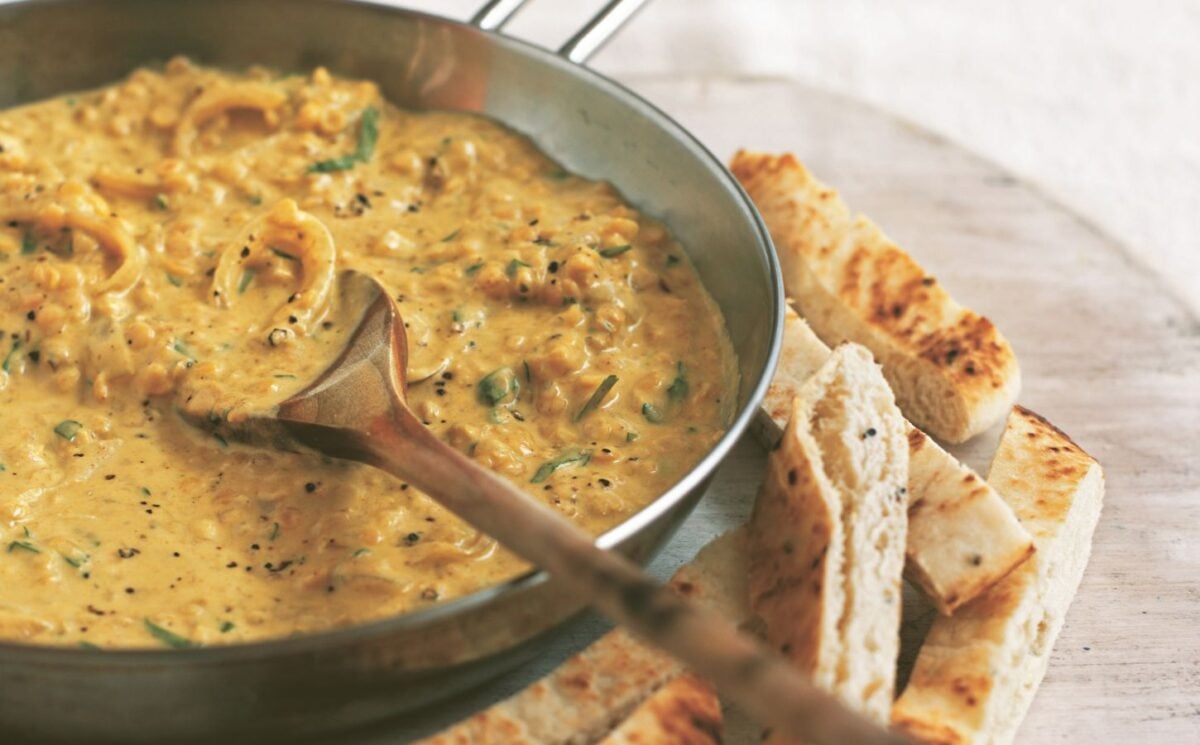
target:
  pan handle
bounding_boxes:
[469,0,527,32]
[469,0,650,65]
[557,0,651,64]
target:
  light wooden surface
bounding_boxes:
[358,78,1200,744]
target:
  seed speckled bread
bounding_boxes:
[418,528,746,745]
[891,406,1105,744]
[731,151,1020,444]
[417,627,680,745]
[748,343,908,730]
[904,429,1034,614]
[755,305,1034,614]
[597,673,723,745]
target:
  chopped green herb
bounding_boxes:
[562,296,578,306]
[478,367,520,407]
[464,261,484,276]
[154,194,169,210]
[65,97,78,107]
[487,407,507,425]
[308,106,380,173]
[441,228,461,243]
[308,154,357,173]
[531,449,591,483]
[270,247,297,262]
[273,373,297,380]
[213,432,229,448]
[6,540,39,554]
[666,255,680,266]
[626,431,639,442]
[269,522,281,541]
[54,420,83,441]
[237,268,256,294]
[667,362,689,401]
[20,231,36,255]
[352,548,371,558]
[575,375,618,422]
[219,621,235,633]
[248,194,263,206]
[599,244,632,258]
[62,552,88,568]
[78,641,100,650]
[546,168,570,180]
[642,403,665,423]
[144,619,197,649]
[355,106,380,160]
[140,486,152,497]
[2,338,22,374]
[165,273,183,287]
[522,360,532,383]
[409,266,428,274]
[506,258,531,277]
[0,463,6,472]
[171,339,196,361]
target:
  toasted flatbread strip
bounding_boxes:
[731,151,1020,444]
[904,429,1034,614]
[751,304,834,450]
[755,306,1033,615]
[417,627,679,745]
[748,343,908,730]
[597,673,723,745]
[669,526,752,627]
[418,529,746,745]
[891,406,1105,744]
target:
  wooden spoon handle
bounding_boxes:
[361,405,907,745]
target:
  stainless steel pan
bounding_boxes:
[0,1,783,741]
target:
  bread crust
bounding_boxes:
[731,151,1020,444]
[891,406,1105,744]
[417,627,680,745]
[755,306,1034,614]
[597,673,723,745]
[904,431,1035,614]
[419,529,746,745]
[748,344,908,732]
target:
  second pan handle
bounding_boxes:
[469,0,651,65]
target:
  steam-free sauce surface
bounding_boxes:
[0,60,735,648]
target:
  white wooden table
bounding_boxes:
[343,72,1200,743]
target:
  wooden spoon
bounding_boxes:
[194,270,908,745]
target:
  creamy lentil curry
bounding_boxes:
[0,59,735,648]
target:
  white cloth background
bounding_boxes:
[405,0,1200,316]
